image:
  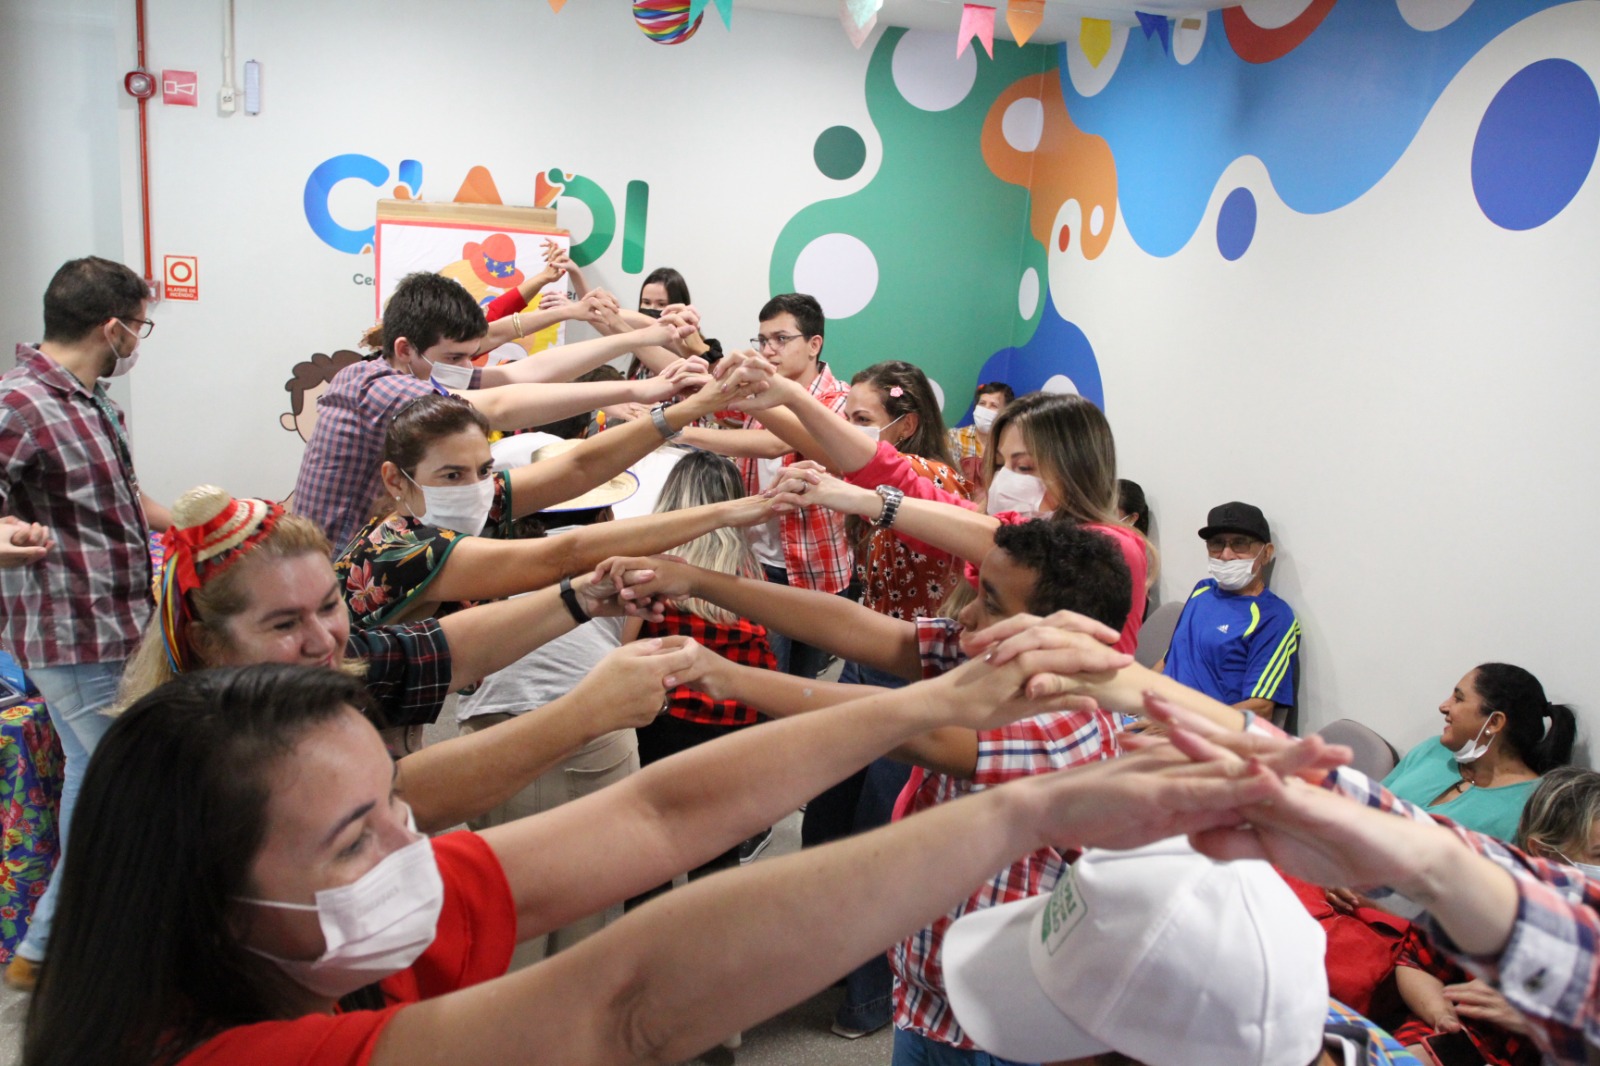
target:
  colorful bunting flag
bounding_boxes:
[844,0,881,28]
[1005,0,1045,46]
[1135,11,1171,53]
[548,0,567,10]
[689,0,733,28]
[839,0,876,47]
[1080,17,1111,67]
[959,4,996,58]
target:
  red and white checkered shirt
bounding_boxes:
[737,362,853,593]
[0,345,153,668]
[891,617,1120,1049]
[291,357,482,553]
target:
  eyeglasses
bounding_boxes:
[1205,535,1262,557]
[751,332,804,351]
[119,317,155,339]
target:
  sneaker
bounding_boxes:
[4,955,40,992]
[830,1018,889,1040]
[737,827,772,865]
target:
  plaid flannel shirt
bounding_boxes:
[1316,765,1600,1066]
[737,362,853,593]
[0,345,152,667]
[291,357,483,553]
[640,607,777,726]
[892,617,1120,1049]
[348,619,454,729]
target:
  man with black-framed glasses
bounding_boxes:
[0,256,172,990]
[677,292,855,680]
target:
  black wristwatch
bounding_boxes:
[873,485,905,528]
[559,576,591,625]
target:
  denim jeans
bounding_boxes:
[19,660,125,961]
[760,565,838,680]
[892,1027,1038,1066]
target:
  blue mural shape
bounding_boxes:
[1472,59,1600,231]
[967,293,1104,421]
[1216,187,1257,260]
[1056,0,1574,257]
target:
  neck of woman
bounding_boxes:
[1461,743,1534,788]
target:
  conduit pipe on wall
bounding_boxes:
[135,0,154,288]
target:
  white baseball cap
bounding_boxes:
[942,837,1327,1066]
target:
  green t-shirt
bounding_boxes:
[1381,738,1537,842]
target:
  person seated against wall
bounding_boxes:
[1389,768,1600,1065]
[291,271,702,551]
[947,380,1013,495]
[332,373,773,631]
[1116,478,1155,617]
[119,486,697,834]
[24,615,1254,1066]
[1155,501,1299,724]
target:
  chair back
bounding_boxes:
[1134,600,1185,669]
[1315,719,1400,780]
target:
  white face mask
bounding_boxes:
[103,320,142,378]
[404,471,495,535]
[1450,717,1495,763]
[972,405,998,433]
[855,414,902,445]
[987,466,1047,516]
[428,359,474,390]
[1208,555,1259,592]
[236,829,443,999]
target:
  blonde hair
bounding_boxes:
[120,514,362,708]
[653,452,761,624]
[985,391,1159,586]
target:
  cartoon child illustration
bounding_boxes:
[280,350,363,504]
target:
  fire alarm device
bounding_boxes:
[123,69,155,99]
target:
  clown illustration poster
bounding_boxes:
[374,199,570,364]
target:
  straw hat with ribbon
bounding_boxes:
[157,485,284,672]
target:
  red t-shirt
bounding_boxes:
[178,832,516,1065]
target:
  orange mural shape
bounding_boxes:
[981,72,1118,261]
[453,165,505,205]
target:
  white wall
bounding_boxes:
[1059,5,1600,752]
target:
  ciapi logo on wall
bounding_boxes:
[302,154,650,272]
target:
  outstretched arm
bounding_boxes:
[397,638,696,831]
[461,376,687,433]
[603,554,923,680]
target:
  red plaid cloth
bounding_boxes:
[889,618,1120,1049]
[0,345,152,667]
[1390,928,1540,1066]
[640,607,776,727]
[291,357,483,553]
[347,620,455,729]
[738,362,854,594]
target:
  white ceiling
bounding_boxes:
[740,0,1245,44]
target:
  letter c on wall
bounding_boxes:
[304,154,390,254]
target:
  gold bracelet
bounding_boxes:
[512,312,525,339]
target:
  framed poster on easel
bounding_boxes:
[374,199,570,364]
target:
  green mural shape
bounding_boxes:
[552,169,617,267]
[771,28,1052,420]
[622,180,650,275]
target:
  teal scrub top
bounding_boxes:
[1382,738,1537,842]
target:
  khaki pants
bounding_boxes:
[459,716,639,968]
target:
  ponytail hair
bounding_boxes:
[1474,662,1576,774]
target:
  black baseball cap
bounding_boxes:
[1198,502,1271,543]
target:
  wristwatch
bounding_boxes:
[559,576,591,625]
[650,402,682,441]
[873,485,905,528]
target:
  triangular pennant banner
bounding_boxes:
[844,0,882,28]
[1135,11,1171,52]
[839,0,876,47]
[1005,0,1045,46]
[958,4,996,58]
[691,0,734,28]
[548,0,567,10]
[1080,17,1112,67]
